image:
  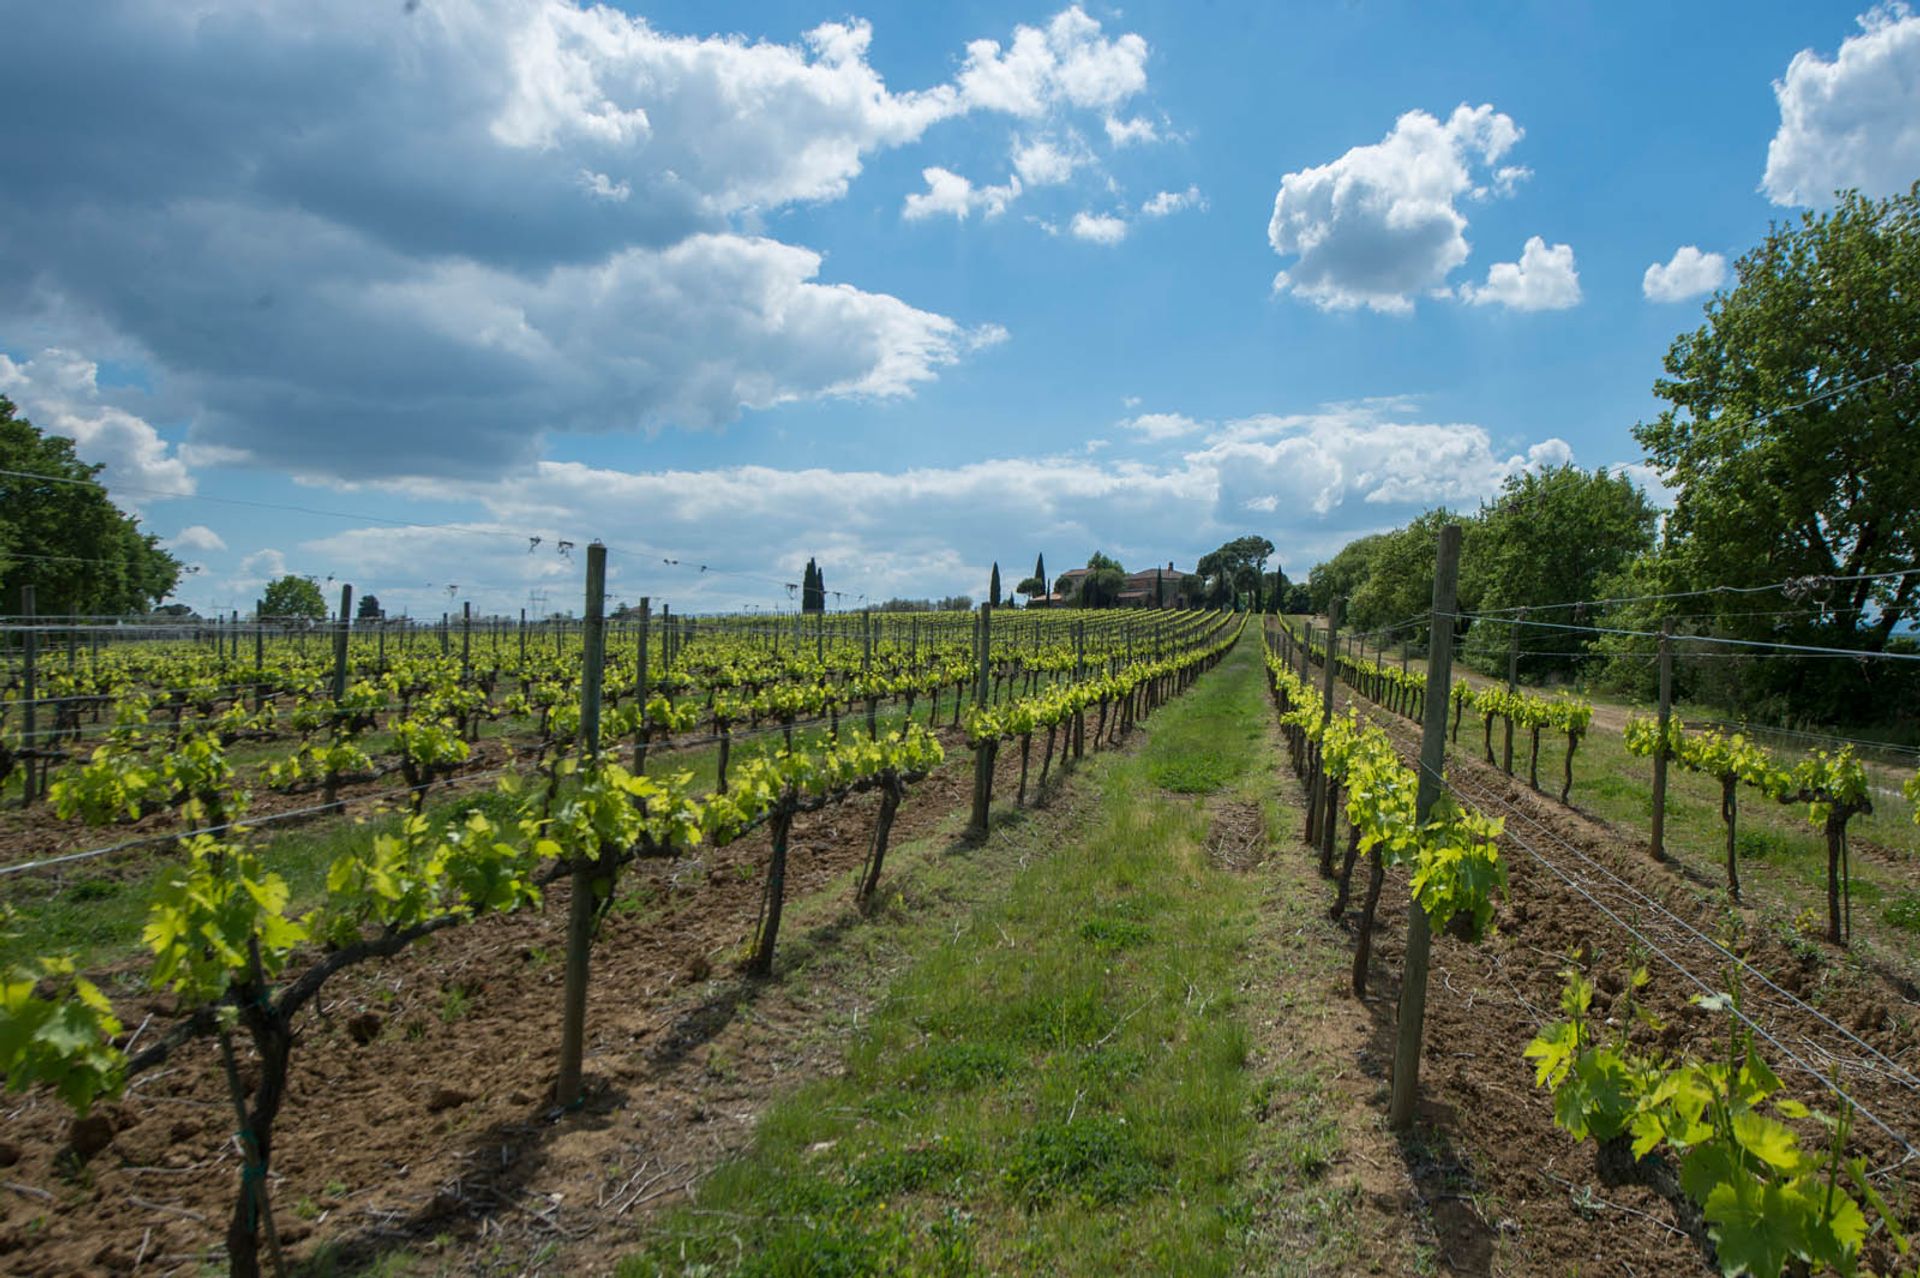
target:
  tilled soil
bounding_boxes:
[0,726,1067,1277]
[1324,684,1920,1276]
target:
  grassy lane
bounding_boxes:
[623,634,1396,1276]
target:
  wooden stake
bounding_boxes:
[556,543,607,1110]
[1650,618,1673,861]
[1388,523,1461,1131]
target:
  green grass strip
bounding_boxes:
[624,636,1288,1277]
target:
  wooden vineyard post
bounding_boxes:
[254,599,266,713]
[1073,619,1086,758]
[461,601,472,682]
[331,585,353,704]
[1388,523,1462,1131]
[966,604,995,841]
[1314,599,1342,870]
[20,586,37,803]
[519,608,527,660]
[1650,618,1673,862]
[557,543,607,1111]
[1499,612,1518,773]
[634,598,650,773]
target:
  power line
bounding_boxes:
[1446,611,1920,663]
[1469,567,1920,619]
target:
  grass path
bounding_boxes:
[621,633,1412,1276]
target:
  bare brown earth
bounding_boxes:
[1315,680,1920,1276]
[0,733,1049,1277]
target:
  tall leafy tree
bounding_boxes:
[1459,467,1657,678]
[801,558,826,614]
[356,594,383,620]
[1195,534,1275,609]
[1344,511,1472,636]
[1609,184,1920,719]
[1075,552,1127,608]
[1308,533,1389,617]
[0,397,180,616]
[261,574,327,621]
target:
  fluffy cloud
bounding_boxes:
[168,525,227,553]
[903,167,1022,220]
[231,549,290,597]
[1141,186,1206,217]
[1012,136,1083,186]
[1070,212,1129,244]
[1104,115,1160,147]
[0,349,194,509]
[1459,236,1582,311]
[1194,408,1571,515]
[6,2,1149,483]
[1268,104,1523,313]
[1642,245,1727,302]
[164,401,1572,617]
[957,6,1149,118]
[1119,412,1204,440]
[1763,5,1920,206]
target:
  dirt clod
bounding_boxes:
[425,1087,473,1114]
[66,1114,115,1159]
[346,1012,383,1045]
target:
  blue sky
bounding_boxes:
[3,0,1916,617]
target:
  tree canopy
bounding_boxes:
[1459,467,1657,678]
[1195,534,1275,609]
[1594,184,1920,719]
[0,397,181,618]
[801,558,825,614]
[1074,552,1126,608]
[262,575,327,621]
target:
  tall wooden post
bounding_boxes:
[331,585,353,703]
[20,586,37,803]
[965,604,995,841]
[557,543,607,1110]
[1388,524,1462,1131]
[254,600,266,713]
[461,601,472,682]
[1650,619,1673,861]
[1503,609,1521,773]
[633,598,651,773]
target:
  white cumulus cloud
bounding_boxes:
[1268,103,1524,313]
[1119,412,1204,440]
[1764,4,1920,206]
[8,1,1130,483]
[1642,245,1727,302]
[1070,211,1129,244]
[1141,186,1205,217]
[1012,136,1082,186]
[168,525,227,553]
[903,167,1022,220]
[1104,115,1159,147]
[0,348,195,509]
[1459,236,1581,311]
[957,6,1149,118]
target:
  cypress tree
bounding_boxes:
[1034,552,1046,606]
[990,562,1002,608]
